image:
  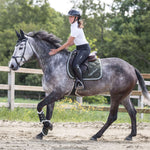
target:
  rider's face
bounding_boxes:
[69,16,75,24]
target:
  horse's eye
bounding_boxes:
[19,47,23,50]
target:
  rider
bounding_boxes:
[49,9,91,90]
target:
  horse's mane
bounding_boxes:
[27,31,62,48]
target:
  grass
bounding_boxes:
[0,106,149,123]
[0,97,150,123]
[0,97,39,103]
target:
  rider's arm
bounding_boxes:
[66,40,74,49]
[49,36,75,55]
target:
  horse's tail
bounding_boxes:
[135,68,150,103]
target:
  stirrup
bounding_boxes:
[75,79,84,90]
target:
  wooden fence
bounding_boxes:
[0,66,150,114]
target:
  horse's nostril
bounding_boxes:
[9,63,19,70]
[10,64,14,69]
[10,64,15,69]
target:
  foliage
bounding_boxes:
[0,106,38,122]
[71,0,150,72]
[83,95,107,104]
[106,0,150,72]
[0,0,66,91]
[0,0,64,66]
[25,74,42,86]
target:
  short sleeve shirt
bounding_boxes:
[70,21,88,46]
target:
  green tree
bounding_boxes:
[70,0,109,55]
[0,0,66,91]
[0,0,64,66]
[107,0,150,72]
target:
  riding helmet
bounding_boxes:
[67,9,81,18]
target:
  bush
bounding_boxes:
[83,95,107,104]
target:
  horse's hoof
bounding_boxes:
[90,136,97,141]
[43,121,53,131]
[48,123,53,131]
[125,135,132,141]
[36,132,43,140]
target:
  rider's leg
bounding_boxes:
[73,64,84,89]
[72,49,90,89]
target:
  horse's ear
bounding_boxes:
[15,30,21,39]
[20,29,25,39]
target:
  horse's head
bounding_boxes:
[9,29,34,70]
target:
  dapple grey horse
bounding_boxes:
[9,30,150,141]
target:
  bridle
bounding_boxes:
[12,37,34,67]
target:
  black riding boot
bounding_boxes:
[74,66,84,90]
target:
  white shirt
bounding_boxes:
[70,21,88,46]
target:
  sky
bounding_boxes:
[48,0,113,14]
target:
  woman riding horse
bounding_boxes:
[49,10,91,90]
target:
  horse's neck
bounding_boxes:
[32,41,69,73]
[45,53,67,71]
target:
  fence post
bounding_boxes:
[76,96,83,104]
[8,69,15,110]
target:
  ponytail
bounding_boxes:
[78,19,84,28]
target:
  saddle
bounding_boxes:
[72,50,97,72]
[67,50,102,81]
[86,51,97,62]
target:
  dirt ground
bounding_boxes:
[0,120,150,150]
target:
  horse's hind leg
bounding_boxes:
[91,96,120,141]
[122,95,137,140]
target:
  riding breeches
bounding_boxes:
[72,44,91,81]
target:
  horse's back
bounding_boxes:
[101,57,137,92]
[101,57,136,75]
[78,57,137,96]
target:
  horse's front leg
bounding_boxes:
[36,90,63,139]
[36,103,55,139]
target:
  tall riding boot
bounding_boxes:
[74,66,84,90]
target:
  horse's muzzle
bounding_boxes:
[9,60,19,71]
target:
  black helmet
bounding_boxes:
[67,9,81,18]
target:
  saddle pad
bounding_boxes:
[67,52,102,81]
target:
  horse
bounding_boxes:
[9,29,150,141]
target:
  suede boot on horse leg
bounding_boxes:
[36,90,63,139]
[36,103,55,139]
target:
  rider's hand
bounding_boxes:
[49,49,57,55]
